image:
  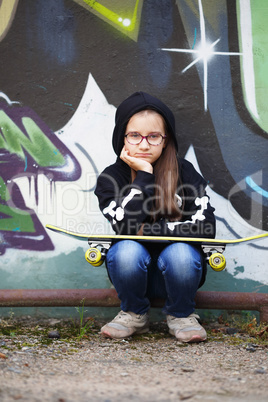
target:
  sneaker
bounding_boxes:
[101,310,149,339]
[167,313,207,343]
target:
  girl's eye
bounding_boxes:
[130,133,140,139]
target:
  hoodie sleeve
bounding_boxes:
[142,160,216,239]
[95,168,156,235]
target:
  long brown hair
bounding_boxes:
[152,132,183,222]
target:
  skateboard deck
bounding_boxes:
[46,224,268,272]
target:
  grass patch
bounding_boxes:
[205,312,268,346]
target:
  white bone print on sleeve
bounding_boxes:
[167,196,209,231]
[103,189,142,224]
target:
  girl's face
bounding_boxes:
[124,110,167,165]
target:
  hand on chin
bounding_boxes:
[120,147,153,173]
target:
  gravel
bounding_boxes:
[0,317,267,401]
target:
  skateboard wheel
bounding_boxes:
[85,248,103,266]
[209,253,226,271]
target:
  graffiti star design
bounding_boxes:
[161,0,242,111]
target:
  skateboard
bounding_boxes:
[46,224,268,272]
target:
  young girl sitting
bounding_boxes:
[95,91,216,342]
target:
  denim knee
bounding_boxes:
[106,240,151,282]
[158,243,203,287]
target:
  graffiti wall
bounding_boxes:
[0,0,267,315]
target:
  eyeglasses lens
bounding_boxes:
[127,133,163,146]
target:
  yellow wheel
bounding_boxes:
[85,248,103,266]
[209,253,226,271]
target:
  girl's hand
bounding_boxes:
[120,146,153,174]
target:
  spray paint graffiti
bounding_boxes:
[172,0,268,230]
[0,0,267,289]
[0,98,81,254]
[161,0,243,112]
[74,0,143,41]
[0,0,19,41]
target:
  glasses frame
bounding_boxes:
[124,132,167,146]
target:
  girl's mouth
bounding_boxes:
[135,153,151,157]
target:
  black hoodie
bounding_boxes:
[95,92,215,238]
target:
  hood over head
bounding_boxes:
[112,91,178,156]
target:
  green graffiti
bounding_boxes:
[76,0,142,41]
[82,0,139,31]
[0,0,19,42]
[0,111,65,166]
[0,176,34,232]
[237,0,268,133]
[250,0,268,133]
[0,176,9,202]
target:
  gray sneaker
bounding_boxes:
[167,313,207,343]
[101,310,149,339]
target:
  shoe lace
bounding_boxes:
[114,311,133,324]
[115,311,145,324]
[170,314,199,326]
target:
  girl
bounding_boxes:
[95,92,215,342]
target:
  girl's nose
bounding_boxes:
[139,137,150,149]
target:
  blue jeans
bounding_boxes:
[106,240,205,318]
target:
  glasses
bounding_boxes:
[125,132,167,146]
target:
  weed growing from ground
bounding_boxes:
[74,299,95,341]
